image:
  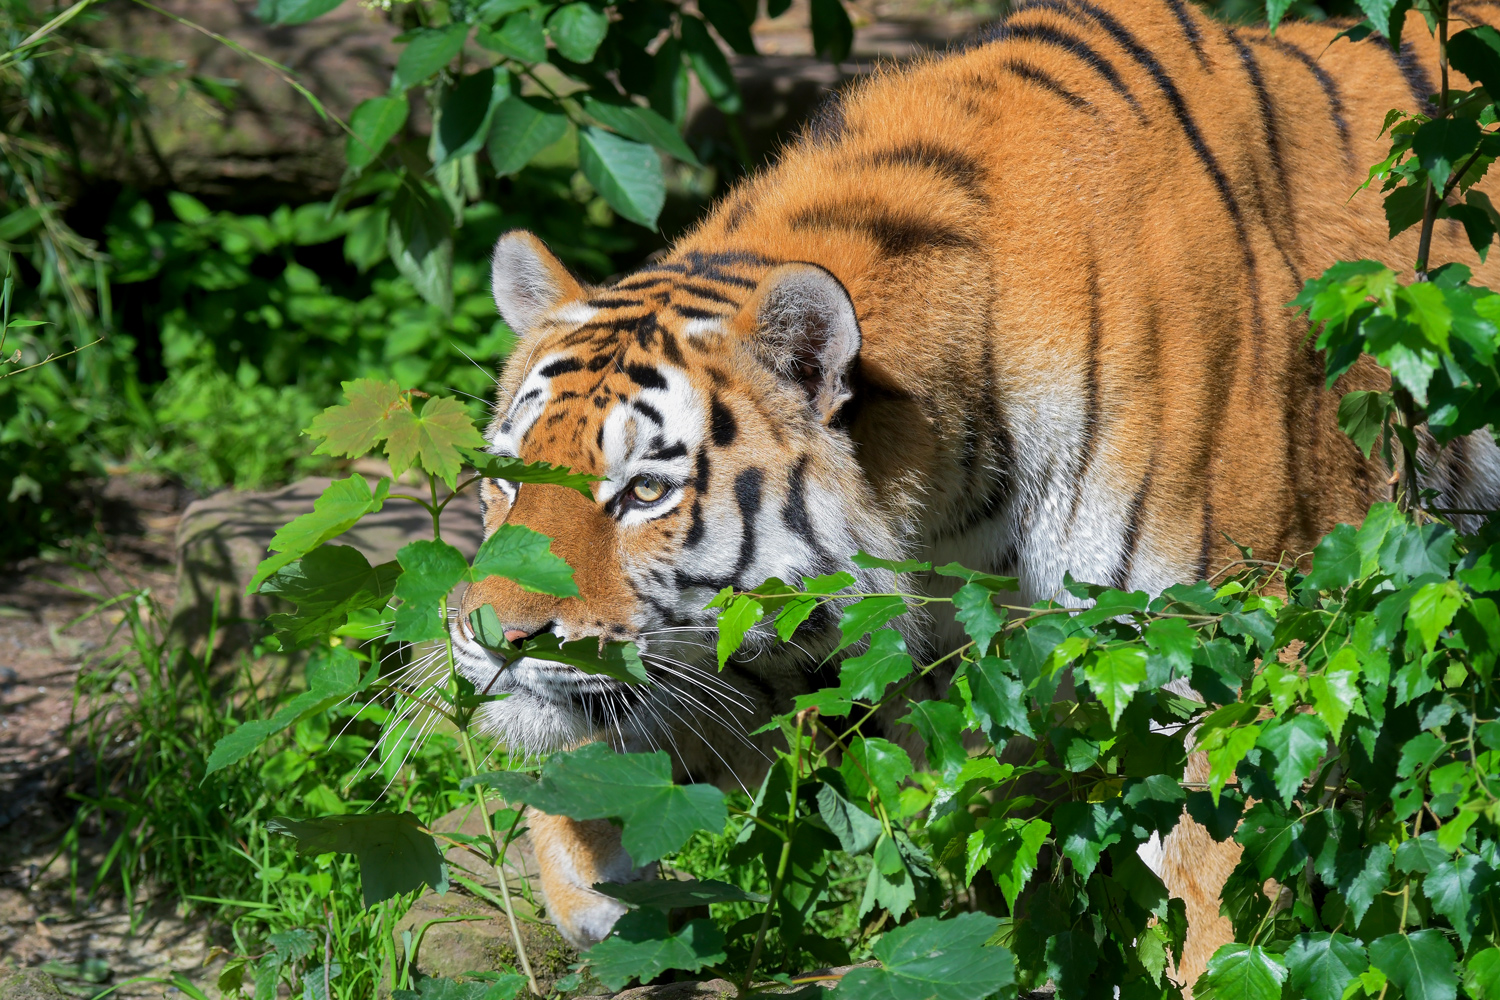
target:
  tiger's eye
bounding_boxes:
[631,476,667,503]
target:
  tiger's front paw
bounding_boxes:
[528,811,653,948]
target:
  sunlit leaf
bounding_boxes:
[268,811,448,906]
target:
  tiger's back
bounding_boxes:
[456,0,1500,983]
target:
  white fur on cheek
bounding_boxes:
[596,365,703,527]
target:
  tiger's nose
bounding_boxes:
[504,629,532,643]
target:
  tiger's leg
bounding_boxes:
[528,810,654,948]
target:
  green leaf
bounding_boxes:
[308,378,405,460]
[346,96,410,171]
[1338,390,1391,458]
[205,647,368,774]
[1341,843,1394,924]
[840,630,914,700]
[715,594,764,669]
[842,737,912,813]
[516,633,648,685]
[1368,930,1458,1000]
[1195,944,1288,1000]
[836,595,907,650]
[389,539,468,643]
[810,0,853,61]
[580,96,700,166]
[1285,933,1367,1000]
[1423,854,1486,950]
[1449,26,1500,98]
[267,812,448,907]
[1407,579,1464,652]
[262,546,400,648]
[585,910,725,992]
[434,69,509,165]
[593,878,765,908]
[1304,523,1361,593]
[1198,719,1261,804]
[1308,646,1364,742]
[953,581,1005,654]
[385,395,483,489]
[547,3,609,62]
[476,10,547,63]
[395,24,471,89]
[485,96,569,176]
[1052,801,1123,880]
[387,184,454,316]
[817,784,883,855]
[1395,832,1449,873]
[1413,118,1482,185]
[260,0,342,24]
[1265,0,1296,31]
[507,743,725,864]
[1144,616,1196,684]
[1082,644,1147,729]
[898,700,967,784]
[1257,713,1329,806]
[1465,948,1500,1000]
[579,127,665,230]
[472,523,578,597]
[832,913,1014,1000]
[965,818,1048,911]
[1236,802,1308,882]
[465,451,602,498]
[680,16,741,113]
[699,0,755,54]
[249,475,391,593]
[965,656,1034,739]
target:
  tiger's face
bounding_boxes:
[451,231,900,767]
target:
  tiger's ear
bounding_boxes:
[491,230,586,336]
[736,263,862,424]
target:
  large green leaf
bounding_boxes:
[583,910,725,992]
[547,3,609,62]
[1369,930,1458,1000]
[579,127,666,229]
[476,10,546,63]
[842,737,912,813]
[1286,933,1367,1000]
[486,96,570,175]
[1413,118,1482,187]
[965,656,1034,739]
[898,700,967,784]
[580,96,700,166]
[248,474,391,593]
[205,647,369,774]
[836,595,907,651]
[395,24,471,89]
[965,818,1048,911]
[433,69,509,165]
[832,913,1014,1000]
[267,812,448,907]
[465,450,603,497]
[1303,523,1361,593]
[1407,579,1464,652]
[387,183,454,316]
[262,545,400,648]
[817,784,883,855]
[471,523,579,598]
[1449,25,1500,97]
[308,378,404,460]
[346,96,410,171]
[839,629,915,700]
[383,393,483,488]
[953,581,1006,654]
[1196,944,1288,1000]
[507,743,725,864]
[391,539,470,643]
[1465,948,1500,1000]
[516,633,648,685]
[715,594,763,668]
[1423,854,1486,949]
[1083,644,1147,728]
[1256,713,1330,806]
[1052,801,1124,880]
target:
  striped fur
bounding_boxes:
[453,0,1500,979]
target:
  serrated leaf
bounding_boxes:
[1196,944,1288,1000]
[1369,930,1458,1000]
[593,878,765,909]
[206,647,368,774]
[384,394,484,487]
[584,910,724,992]
[1338,390,1391,458]
[1407,579,1464,652]
[466,451,602,498]
[1338,843,1394,924]
[346,96,410,171]
[1465,948,1500,1000]
[898,700,967,784]
[1236,802,1309,882]
[817,784,883,855]
[390,539,468,643]
[1304,522,1361,593]
[1423,854,1487,949]
[836,595,907,651]
[832,913,1014,1000]
[1257,713,1330,806]
[548,3,609,62]
[715,594,763,669]
[1395,831,1449,873]
[517,633,648,685]
[579,127,665,230]
[1083,644,1147,728]
[953,581,1005,654]
[842,737,912,814]
[1198,720,1261,805]
[472,522,578,597]
[486,95,569,175]
[268,812,447,907]
[249,475,391,593]
[262,546,400,647]
[1052,800,1124,880]
[395,24,470,89]
[965,656,1034,739]
[504,743,725,864]
[965,818,1048,910]
[1414,117,1482,186]
[308,378,405,459]
[1308,645,1365,742]
[840,629,914,700]
[1286,933,1366,1000]
[1450,26,1500,101]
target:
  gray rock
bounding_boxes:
[0,970,66,1000]
[173,475,484,647]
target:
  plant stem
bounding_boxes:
[741,711,808,992]
[1415,3,1451,278]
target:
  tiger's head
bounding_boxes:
[450,231,902,770]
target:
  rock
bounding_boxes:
[172,475,484,648]
[0,970,66,1000]
[394,805,583,995]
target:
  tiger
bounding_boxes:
[449,0,1500,988]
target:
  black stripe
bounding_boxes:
[1114,468,1153,590]
[539,357,582,378]
[710,396,738,447]
[859,142,990,202]
[1225,27,1302,283]
[1068,259,1102,526]
[588,297,643,309]
[660,329,686,367]
[782,456,832,563]
[1249,34,1353,167]
[994,20,1146,121]
[788,200,977,257]
[633,400,664,424]
[624,363,667,390]
[674,281,740,305]
[612,275,672,292]
[1197,500,1215,580]
[1367,35,1437,112]
[1161,0,1208,70]
[1002,59,1095,110]
[684,499,705,548]
[807,91,846,146]
[693,448,711,491]
[646,441,688,461]
[672,303,727,321]
[732,468,764,578]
